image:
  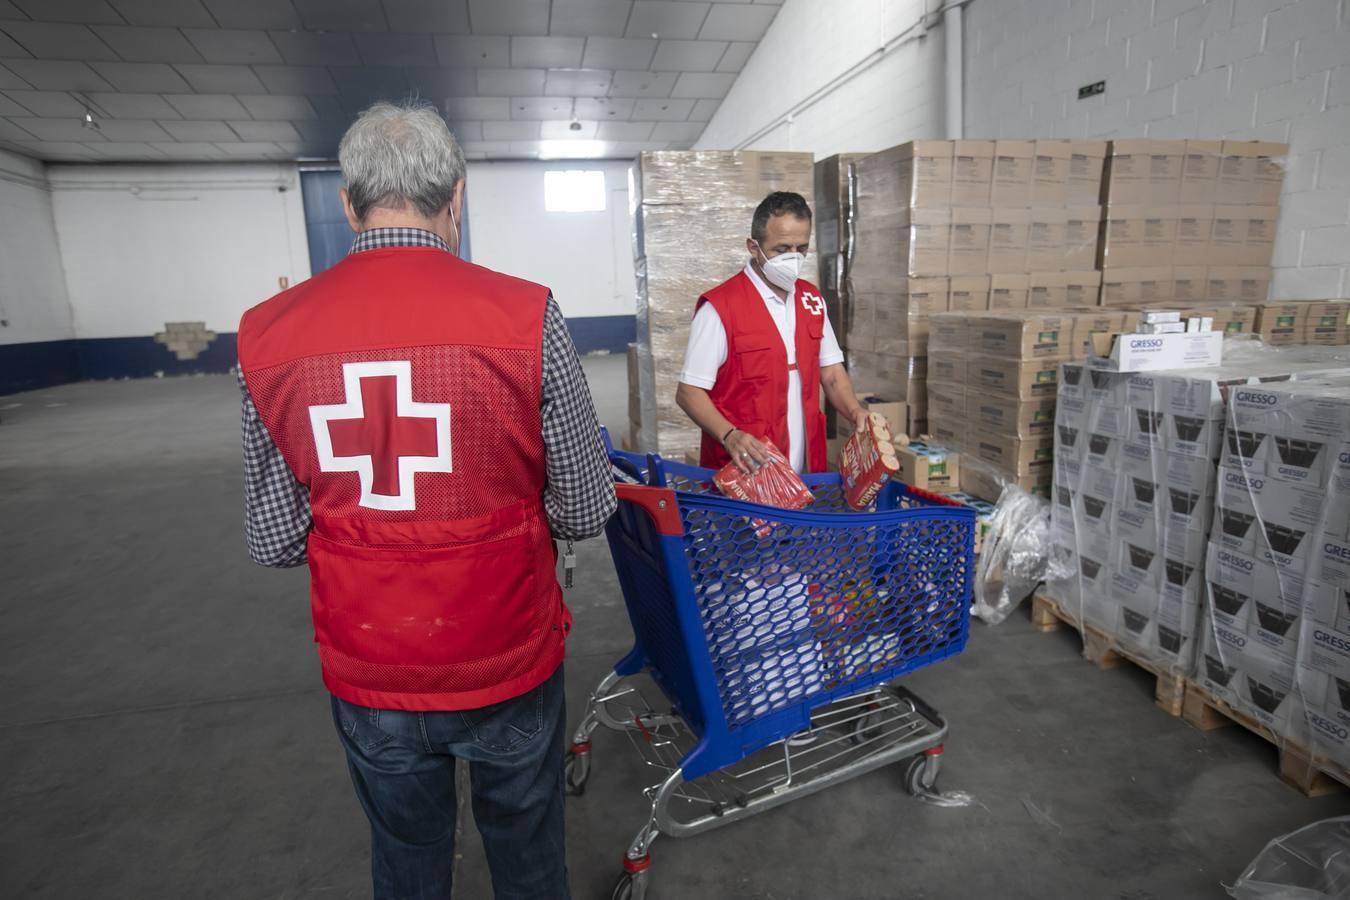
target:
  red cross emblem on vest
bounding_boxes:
[800,291,825,316]
[308,360,452,511]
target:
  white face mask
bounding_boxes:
[755,243,803,292]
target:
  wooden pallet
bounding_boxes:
[1030,592,1188,717]
[1182,683,1350,797]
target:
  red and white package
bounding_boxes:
[713,439,814,535]
[840,413,906,510]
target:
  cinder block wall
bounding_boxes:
[964,0,1350,299]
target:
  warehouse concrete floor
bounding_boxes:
[3,357,1349,900]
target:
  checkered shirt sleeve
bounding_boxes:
[540,294,618,540]
[239,369,311,568]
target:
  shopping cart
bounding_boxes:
[568,432,976,899]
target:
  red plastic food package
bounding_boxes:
[713,439,814,526]
[840,413,905,510]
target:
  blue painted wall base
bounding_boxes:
[1,315,636,396]
[0,339,80,395]
[565,314,635,355]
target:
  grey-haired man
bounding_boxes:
[237,100,615,900]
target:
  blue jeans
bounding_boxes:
[331,665,569,900]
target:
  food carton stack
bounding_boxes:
[926,309,1132,500]
[843,140,1110,442]
[845,141,953,437]
[1098,140,1286,311]
[631,151,816,457]
[1197,376,1350,768]
[1042,352,1350,674]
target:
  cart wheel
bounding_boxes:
[564,745,591,796]
[611,869,649,900]
[903,753,938,796]
[849,705,883,746]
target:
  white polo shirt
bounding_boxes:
[678,262,845,472]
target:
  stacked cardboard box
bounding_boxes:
[1042,352,1348,673]
[926,309,1132,500]
[1098,140,1286,308]
[844,140,1108,438]
[630,151,816,456]
[1253,299,1350,346]
[814,153,868,338]
[1107,298,1350,344]
[844,141,949,436]
[1301,300,1350,345]
[1197,377,1350,769]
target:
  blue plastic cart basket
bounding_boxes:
[568,431,976,899]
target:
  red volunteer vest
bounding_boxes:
[697,271,828,473]
[237,247,568,712]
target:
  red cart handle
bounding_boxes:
[615,483,683,535]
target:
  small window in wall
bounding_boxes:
[544,169,607,212]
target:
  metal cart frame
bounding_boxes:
[571,440,976,899]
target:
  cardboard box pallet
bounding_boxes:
[1197,378,1350,774]
[1043,355,1349,679]
[926,309,1115,499]
[632,150,816,455]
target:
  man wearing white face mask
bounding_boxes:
[677,191,869,474]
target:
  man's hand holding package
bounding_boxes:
[724,428,772,474]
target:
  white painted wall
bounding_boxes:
[964,0,1350,298]
[695,0,946,156]
[696,0,1349,296]
[0,149,74,345]
[48,163,311,339]
[465,160,636,319]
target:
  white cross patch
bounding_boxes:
[800,292,826,316]
[308,360,452,511]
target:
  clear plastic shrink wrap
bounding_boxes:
[1228,816,1350,899]
[630,151,816,457]
[1042,342,1350,689]
[814,154,867,334]
[973,483,1073,626]
[1196,364,1350,784]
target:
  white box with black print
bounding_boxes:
[1194,612,1299,738]
[1300,667,1350,770]
[1058,361,1089,403]
[1195,617,1249,708]
[1114,577,1201,667]
[1205,540,1307,662]
[1226,381,1350,488]
[1213,463,1326,561]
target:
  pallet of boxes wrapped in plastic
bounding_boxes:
[630,150,816,458]
[813,153,867,340]
[1039,346,1350,732]
[1191,373,1350,794]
